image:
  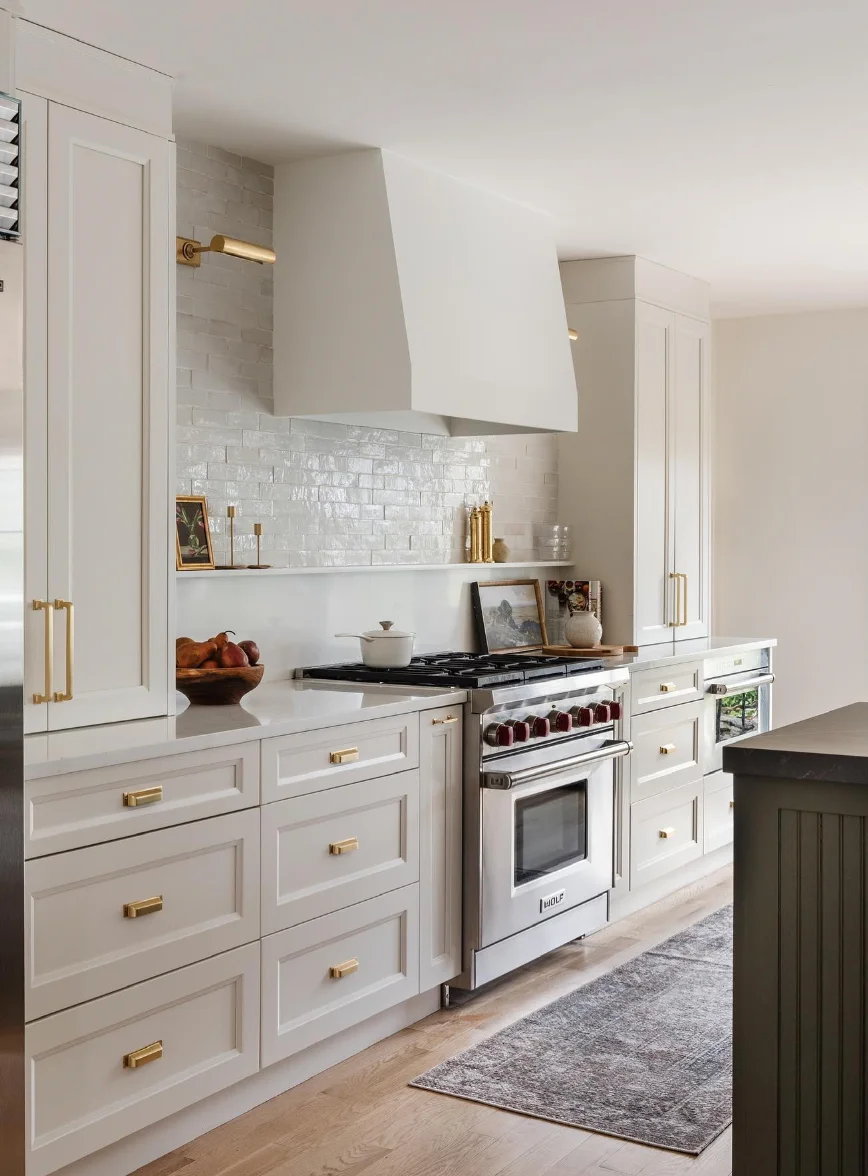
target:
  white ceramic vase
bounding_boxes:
[565,610,603,649]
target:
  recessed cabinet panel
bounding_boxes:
[630,701,703,803]
[418,706,463,988]
[671,316,710,640]
[630,782,703,889]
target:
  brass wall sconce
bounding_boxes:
[176,234,276,267]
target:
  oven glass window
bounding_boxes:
[717,688,760,743]
[514,782,587,887]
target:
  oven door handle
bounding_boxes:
[482,739,633,790]
[706,672,775,696]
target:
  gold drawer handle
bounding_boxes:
[432,714,459,725]
[329,958,359,980]
[124,1040,163,1069]
[329,748,359,765]
[123,895,163,919]
[53,599,74,702]
[123,786,163,808]
[659,683,677,693]
[329,837,360,855]
[659,826,676,839]
[659,743,676,755]
[31,600,54,704]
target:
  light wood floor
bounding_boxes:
[135,867,734,1176]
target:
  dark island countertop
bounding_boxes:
[723,701,868,784]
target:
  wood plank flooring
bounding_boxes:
[135,867,733,1176]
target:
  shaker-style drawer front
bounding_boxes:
[704,770,734,854]
[26,743,260,858]
[26,943,260,1176]
[630,701,703,802]
[26,810,260,1020]
[261,713,420,803]
[262,771,420,934]
[631,662,703,714]
[261,885,420,1067]
[630,782,703,889]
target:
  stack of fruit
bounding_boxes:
[176,631,264,705]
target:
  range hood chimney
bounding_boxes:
[273,149,578,436]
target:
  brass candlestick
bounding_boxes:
[249,522,271,570]
[216,505,246,569]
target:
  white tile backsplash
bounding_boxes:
[176,140,560,567]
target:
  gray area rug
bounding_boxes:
[411,904,732,1154]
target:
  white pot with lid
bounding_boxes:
[334,621,416,668]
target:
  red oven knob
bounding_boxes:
[570,706,594,727]
[526,715,551,738]
[594,703,612,723]
[608,701,622,720]
[507,720,532,742]
[484,723,514,748]
[548,710,573,733]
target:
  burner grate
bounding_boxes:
[302,652,605,689]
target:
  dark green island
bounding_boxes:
[725,702,868,1176]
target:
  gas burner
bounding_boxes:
[301,651,605,689]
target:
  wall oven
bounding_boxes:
[703,649,774,775]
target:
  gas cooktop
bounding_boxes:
[300,652,605,689]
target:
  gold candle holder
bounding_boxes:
[249,522,271,570]
[216,505,246,569]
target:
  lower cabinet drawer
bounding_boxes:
[26,943,260,1176]
[630,782,703,889]
[261,770,420,934]
[630,700,703,802]
[261,884,420,1067]
[25,810,260,1020]
[704,771,734,854]
[631,661,703,714]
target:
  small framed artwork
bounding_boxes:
[471,579,549,654]
[175,495,215,570]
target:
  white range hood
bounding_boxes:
[273,149,578,436]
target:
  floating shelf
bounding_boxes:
[176,560,575,579]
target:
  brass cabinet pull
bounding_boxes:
[432,715,459,725]
[659,826,676,839]
[123,786,163,808]
[329,837,359,855]
[329,748,359,765]
[124,1040,163,1069]
[659,682,676,694]
[668,572,679,627]
[52,599,74,702]
[123,895,163,919]
[659,743,677,755]
[681,573,689,627]
[31,600,54,704]
[729,799,735,810]
[329,958,359,979]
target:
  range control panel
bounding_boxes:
[480,687,622,756]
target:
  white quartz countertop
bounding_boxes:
[25,680,467,779]
[612,636,776,673]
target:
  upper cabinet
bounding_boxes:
[558,257,710,647]
[272,149,577,437]
[19,24,174,732]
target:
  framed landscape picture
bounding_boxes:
[175,495,215,570]
[472,579,548,654]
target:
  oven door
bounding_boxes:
[479,737,630,949]
[703,672,775,773]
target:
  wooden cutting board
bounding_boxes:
[542,644,637,658]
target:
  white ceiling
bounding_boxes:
[19,0,868,316]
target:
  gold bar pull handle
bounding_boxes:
[31,600,54,704]
[329,837,359,855]
[329,958,359,980]
[329,748,359,765]
[124,1041,163,1069]
[658,827,676,840]
[659,743,677,756]
[432,715,459,725]
[668,572,679,627]
[659,682,676,694]
[53,599,74,702]
[123,896,163,919]
[681,573,689,627]
[729,799,735,810]
[123,786,163,808]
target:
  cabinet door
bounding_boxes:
[46,105,171,729]
[634,301,676,644]
[21,91,49,733]
[671,315,710,640]
[418,705,463,989]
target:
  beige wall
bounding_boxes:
[713,309,868,727]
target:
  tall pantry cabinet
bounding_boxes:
[558,257,711,647]
[19,22,174,732]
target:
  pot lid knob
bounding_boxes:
[379,621,394,630]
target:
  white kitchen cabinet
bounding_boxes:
[559,256,711,646]
[418,705,463,989]
[21,92,172,732]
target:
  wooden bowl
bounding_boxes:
[176,664,264,706]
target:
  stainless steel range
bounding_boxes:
[301,653,630,994]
